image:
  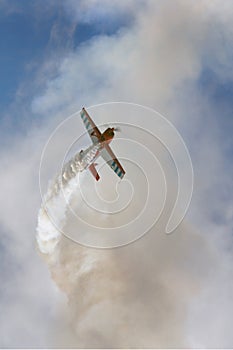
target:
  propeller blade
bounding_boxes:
[113,127,121,132]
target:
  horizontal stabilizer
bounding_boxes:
[89,163,100,181]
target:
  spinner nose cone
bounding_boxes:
[107,128,115,138]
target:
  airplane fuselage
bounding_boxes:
[79,142,103,169]
[61,135,113,183]
[61,109,124,182]
[80,107,125,181]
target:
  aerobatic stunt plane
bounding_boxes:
[79,107,125,181]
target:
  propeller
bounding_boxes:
[102,124,122,133]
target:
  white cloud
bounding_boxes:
[63,0,145,24]
[0,132,66,347]
[1,0,233,347]
[32,1,206,116]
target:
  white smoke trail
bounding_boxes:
[37,180,210,348]
[36,135,211,347]
[36,149,87,255]
[35,98,208,347]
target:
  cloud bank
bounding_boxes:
[0,0,233,347]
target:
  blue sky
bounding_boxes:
[1,1,233,348]
[0,3,55,108]
[0,1,131,111]
[1,0,232,150]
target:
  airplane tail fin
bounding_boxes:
[89,163,100,181]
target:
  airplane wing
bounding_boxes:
[80,107,102,144]
[100,144,125,179]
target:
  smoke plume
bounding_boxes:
[37,142,213,348]
[34,0,233,347]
